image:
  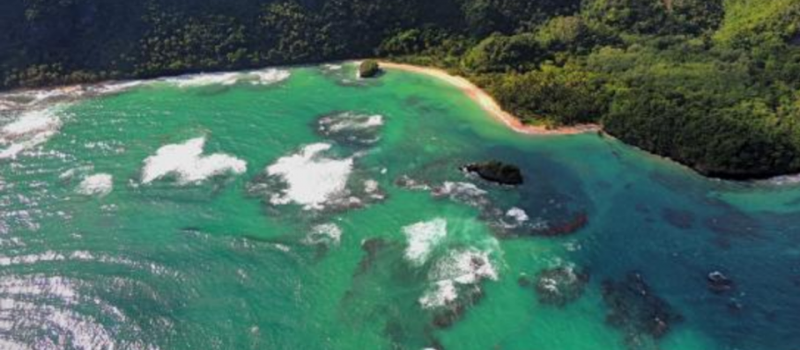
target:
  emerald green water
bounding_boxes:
[1,63,799,350]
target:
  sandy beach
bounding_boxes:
[378,61,600,136]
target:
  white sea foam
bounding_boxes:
[432,181,489,208]
[364,179,379,194]
[403,218,448,266]
[506,207,529,223]
[434,182,486,198]
[304,223,343,245]
[141,137,247,184]
[88,81,144,95]
[419,249,497,309]
[165,72,241,88]
[363,179,385,200]
[760,174,800,186]
[77,173,113,197]
[321,113,384,133]
[0,107,63,159]
[322,64,343,71]
[419,280,459,309]
[1,110,60,137]
[249,68,291,86]
[0,251,66,267]
[160,69,291,88]
[0,82,141,113]
[266,143,353,210]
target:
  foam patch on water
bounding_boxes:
[506,207,529,222]
[363,179,385,200]
[88,81,144,95]
[160,69,291,88]
[0,82,142,114]
[317,112,385,145]
[433,181,486,198]
[0,251,66,267]
[266,143,353,210]
[304,223,343,245]
[322,64,343,71]
[250,68,292,86]
[403,218,448,266]
[419,249,498,309]
[759,174,800,186]
[320,113,383,133]
[141,137,247,184]
[0,107,64,159]
[76,173,113,197]
[419,280,459,310]
[166,72,240,88]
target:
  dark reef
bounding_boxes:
[602,272,684,347]
[532,266,590,307]
[461,161,524,186]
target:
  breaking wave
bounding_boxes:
[304,223,343,246]
[141,137,247,185]
[0,107,65,160]
[262,143,354,210]
[76,173,113,197]
[403,218,448,266]
[419,249,498,309]
[317,112,384,145]
[159,68,291,88]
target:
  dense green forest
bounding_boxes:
[1,0,799,179]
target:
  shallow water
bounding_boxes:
[0,63,799,350]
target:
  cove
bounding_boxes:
[0,63,798,350]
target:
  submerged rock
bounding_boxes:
[461,161,524,185]
[359,60,381,78]
[532,212,589,237]
[534,266,590,307]
[421,249,498,329]
[394,175,431,191]
[661,208,695,230]
[430,285,484,329]
[602,272,683,346]
[707,271,735,294]
[356,238,390,276]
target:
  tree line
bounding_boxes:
[1,0,799,178]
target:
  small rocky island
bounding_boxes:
[359,60,382,78]
[462,161,524,185]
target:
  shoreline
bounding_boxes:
[377,61,600,136]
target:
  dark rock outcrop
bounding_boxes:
[359,60,381,78]
[461,161,523,185]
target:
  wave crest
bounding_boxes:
[141,137,247,185]
[76,173,113,197]
[264,143,354,210]
[0,107,64,160]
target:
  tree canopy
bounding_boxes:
[1,0,799,179]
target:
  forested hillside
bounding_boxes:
[1,0,799,179]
